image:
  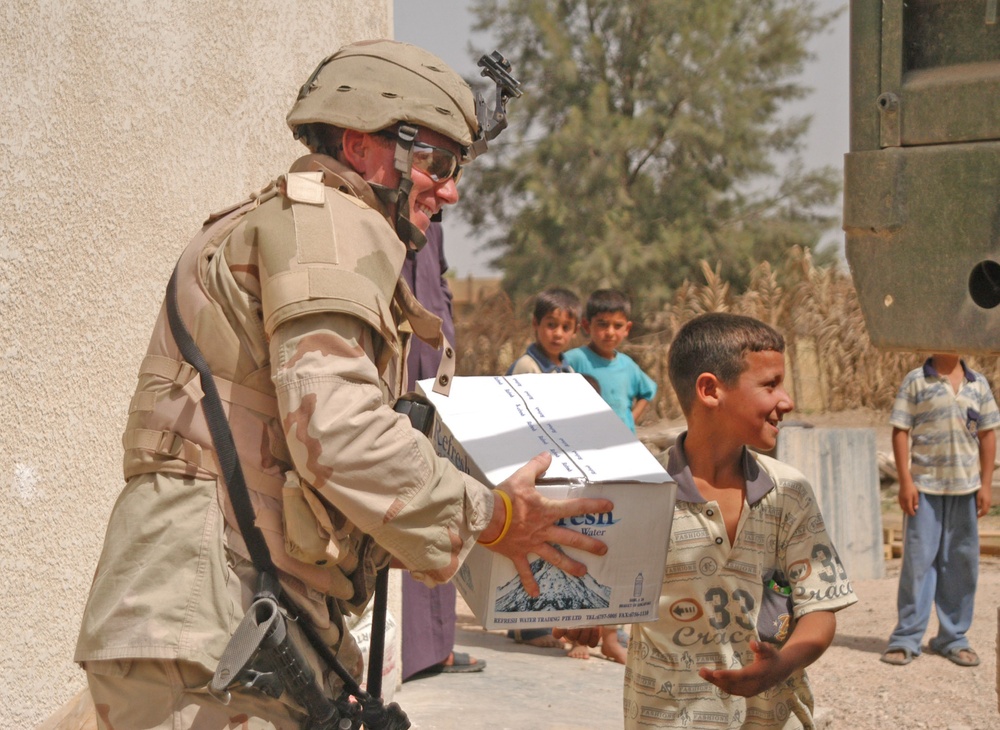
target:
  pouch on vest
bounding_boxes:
[281,471,392,612]
[282,471,343,566]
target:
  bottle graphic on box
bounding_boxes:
[634,572,643,598]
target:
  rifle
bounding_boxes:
[209,582,409,730]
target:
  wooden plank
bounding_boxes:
[881,518,1000,558]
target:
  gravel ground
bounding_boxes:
[808,555,999,730]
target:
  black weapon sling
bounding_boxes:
[165,264,403,725]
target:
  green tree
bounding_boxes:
[463,0,841,310]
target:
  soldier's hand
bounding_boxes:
[482,452,613,597]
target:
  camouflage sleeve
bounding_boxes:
[271,310,495,585]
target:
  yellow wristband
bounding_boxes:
[478,489,513,548]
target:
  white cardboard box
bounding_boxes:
[417,373,676,630]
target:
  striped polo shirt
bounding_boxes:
[624,437,856,729]
[890,358,1000,495]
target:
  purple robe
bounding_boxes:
[399,222,459,679]
[402,222,456,385]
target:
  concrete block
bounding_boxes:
[777,426,885,580]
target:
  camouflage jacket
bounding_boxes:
[75,155,493,670]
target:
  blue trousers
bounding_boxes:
[888,492,979,655]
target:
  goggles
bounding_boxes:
[378,130,463,184]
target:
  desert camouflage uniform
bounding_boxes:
[75,154,494,724]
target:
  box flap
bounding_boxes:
[417,373,670,485]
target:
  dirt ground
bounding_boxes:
[808,555,999,729]
[636,408,1000,729]
[804,409,999,729]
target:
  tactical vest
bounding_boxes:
[121,156,442,622]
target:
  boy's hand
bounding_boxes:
[484,452,613,596]
[977,429,995,518]
[897,478,919,517]
[698,640,786,697]
[701,611,837,698]
[631,398,649,426]
[977,484,993,518]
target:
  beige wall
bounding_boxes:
[0,1,392,724]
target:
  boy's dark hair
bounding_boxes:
[668,313,785,412]
[533,287,581,323]
[584,289,631,320]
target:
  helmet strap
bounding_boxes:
[369,184,426,252]
[387,125,426,252]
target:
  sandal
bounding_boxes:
[406,651,486,680]
[934,646,980,667]
[880,647,915,666]
[438,651,487,674]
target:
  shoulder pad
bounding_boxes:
[285,172,326,205]
[203,178,281,225]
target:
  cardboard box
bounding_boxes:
[417,373,676,630]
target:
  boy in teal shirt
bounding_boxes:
[564,289,657,432]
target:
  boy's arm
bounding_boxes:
[631,398,650,425]
[698,611,836,698]
[978,428,996,518]
[892,426,919,517]
[629,362,657,425]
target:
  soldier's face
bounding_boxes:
[362,128,462,233]
[406,128,462,232]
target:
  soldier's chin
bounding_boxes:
[410,208,432,233]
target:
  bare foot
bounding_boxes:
[567,642,591,660]
[600,628,628,664]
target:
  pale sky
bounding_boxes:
[394,3,851,277]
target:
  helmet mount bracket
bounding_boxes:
[470,51,523,158]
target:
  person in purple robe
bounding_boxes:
[399,220,486,679]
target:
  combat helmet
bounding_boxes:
[287,39,520,250]
[287,39,479,158]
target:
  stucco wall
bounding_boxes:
[0,1,392,724]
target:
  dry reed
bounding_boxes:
[452,247,1000,423]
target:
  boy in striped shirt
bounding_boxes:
[881,354,998,668]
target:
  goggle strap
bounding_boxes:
[393,125,417,176]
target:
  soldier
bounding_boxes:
[75,39,610,729]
